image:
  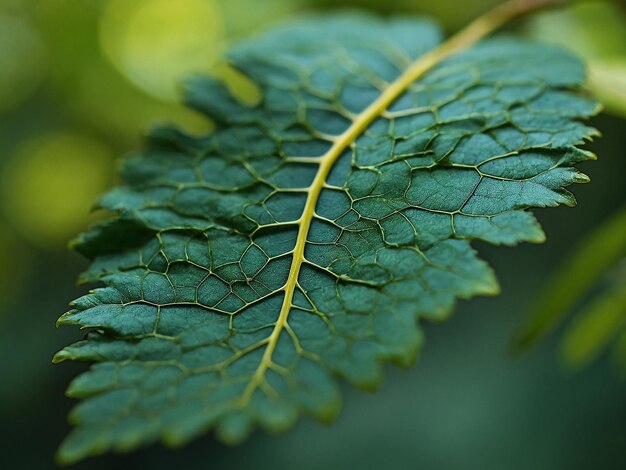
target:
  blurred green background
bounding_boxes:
[0,0,624,468]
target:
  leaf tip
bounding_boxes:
[52,349,69,364]
[56,310,77,328]
[573,172,591,184]
[215,412,254,445]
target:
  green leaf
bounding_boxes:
[515,206,626,351]
[589,58,626,118]
[55,12,599,464]
[559,280,626,370]
[527,0,626,60]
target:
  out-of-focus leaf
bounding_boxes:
[515,206,626,351]
[55,12,599,463]
[527,1,626,59]
[588,58,626,117]
[559,282,626,369]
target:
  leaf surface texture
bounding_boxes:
[55,14,598,463]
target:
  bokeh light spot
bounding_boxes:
[1,133,114,248]
[99,0,223,102]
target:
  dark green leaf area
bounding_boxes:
[56,14,598,463]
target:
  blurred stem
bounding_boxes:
[404,0,568,82]
[514,206,626,353]
[456,0,568,35]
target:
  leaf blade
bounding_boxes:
[56,11,598,464]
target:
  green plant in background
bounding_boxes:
[52,0,604,463]
[515,206,626,369]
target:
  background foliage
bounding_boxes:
[0,0,624,468]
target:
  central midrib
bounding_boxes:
[238,0,556,404]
